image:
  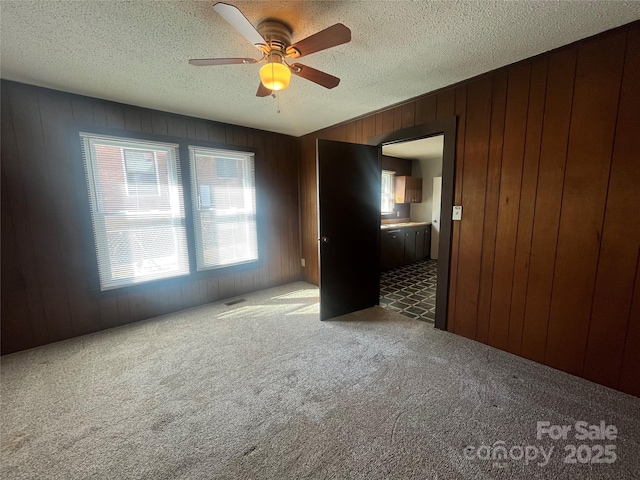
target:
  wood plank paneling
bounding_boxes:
[362,116,376,143]
[488,63,531,350]
[392,106,403,131]
[1,173,33,352]
[453,77,493,339]
[436,89,455,119]
[345,121,357,143]
[328,125,346,142]
[476,71,508,344]
[1,81,300,354]
[1,86,49,348]
[355,120,363,144]
[444,86,465,335]
[415,96,436,125]
[297,22,640,395]
[71,97,95,125]
[142,288,161,319]
[545,31,627,375]
[151,112,168,136]
[93,102,108,127]
[39,89,101,336]
[206,276,220,303]
[140,110,153,134]
[7,84,74,342]
[382,110,394,134]
[619,255,640,396]
[300,135,319,284]
[401,103,415,129]
[105,103,125,129]
[375,113,383,135]
[117,295,131,325]
[124,107,142,132]
[520,47,577,363]
[98,297,119,329]
[583,26,640,389]
[128,292,146,322]
[208,123,226,143]
[506,57,548,354]
[167,115,187,138]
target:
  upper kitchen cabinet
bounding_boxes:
[394,176,422,203]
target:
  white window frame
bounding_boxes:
[189,146,258,271]
[81,133,190,290]
[381,170,395,214]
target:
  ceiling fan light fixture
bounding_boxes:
[259,59,291,91]
[189,4,351,96]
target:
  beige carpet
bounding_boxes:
[2,282,639,479]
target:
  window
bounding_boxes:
[123,149,160,196]
[81,133,190,290]
[381,170,395,214]
[199,184,212,208]
[189,147,258,271]
[215,157,238,179]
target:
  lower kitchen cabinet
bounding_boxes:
[381,229,405,271]
[404,229,416,263]
[416,225,431,261]
[380,224,431,271]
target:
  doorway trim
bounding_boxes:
[369,117,457,331]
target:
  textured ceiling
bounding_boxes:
[2,1,639,137]
[383,136,444,162]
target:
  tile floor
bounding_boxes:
[379,259,437,322]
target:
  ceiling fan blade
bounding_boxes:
[213,2,268,51]
[290,63,340,89]
[286,24,351,58]
[189,57,258,66]
[256,82,272,97]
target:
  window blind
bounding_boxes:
[381,170,395,213]
[188,146,258,270]
[80,133,190,290]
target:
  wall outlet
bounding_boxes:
[452,205,463,221]
[301,258,306,267]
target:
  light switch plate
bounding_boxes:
[452,205,463,221]
[301,258,306,267]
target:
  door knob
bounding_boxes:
[321,236,330,244]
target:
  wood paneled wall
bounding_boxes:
[298,23,640,396]
[1,81,300,354]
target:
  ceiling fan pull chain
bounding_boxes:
[277,93,281,114]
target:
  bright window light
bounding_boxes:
[80,133,189,290]
[189,147,258,271]
[381,170,395,214]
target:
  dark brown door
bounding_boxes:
[317,139,380,321]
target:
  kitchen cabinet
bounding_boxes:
[380,223,431,271]
[404,228,417,263]
[394,176,422,203]
[404,225,431,263]
[381,229,405,270]
[416,225,431,261]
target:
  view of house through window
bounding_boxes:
[381,170,395,214]
[82,134,260,290]
[81,133,189,290]
[189,147,258,270]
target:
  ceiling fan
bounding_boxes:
[189,2,351,97]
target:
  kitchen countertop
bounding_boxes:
[380,221,430,230]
